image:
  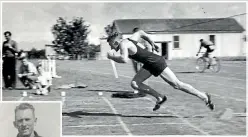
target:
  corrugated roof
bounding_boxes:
[114,18,245,34]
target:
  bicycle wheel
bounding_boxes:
[196,57,207,73]
[210,57,221,72]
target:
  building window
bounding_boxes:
[209,35,215,45]
[173,35,180,49]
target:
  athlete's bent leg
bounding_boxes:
[131,68,163,100]
[131,68,167,111]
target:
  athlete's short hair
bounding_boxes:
[200,39,203,42]
[132,27,140,33]
[107,32,119,42]
[15,103,35,116]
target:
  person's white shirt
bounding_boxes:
[37,71,52,86]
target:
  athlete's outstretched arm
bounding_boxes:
[107,42,129,63]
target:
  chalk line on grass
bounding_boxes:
[210,93,245,102]
[64,122,187,128]
[145,97,210,135]
[102,97,132,136]
[18,97,24,101]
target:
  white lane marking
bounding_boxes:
[64,122,187,128]
[145,97,209,135]
[102,97,132,136]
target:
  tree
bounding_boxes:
[51,17,91,59]
[27,48,46,59]
[28,48,37,59]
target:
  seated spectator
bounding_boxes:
[35,64,52,95]
[18,57,38,89]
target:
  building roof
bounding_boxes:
[114,18,245,34]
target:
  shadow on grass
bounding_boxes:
[2,87,29,91]
[87,89,133,93]
[62,111,204,119]
[88,89,147,98]
[175,71,199,74]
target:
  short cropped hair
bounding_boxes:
[15,103,35,116]
[200,39,203,42]
[107,32,119,42]
[4,31,12,36]
[132,27,140,33]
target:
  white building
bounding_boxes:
[100,18,245,60]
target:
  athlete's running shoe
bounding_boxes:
[206,93,215,110]
[153,96,167,111]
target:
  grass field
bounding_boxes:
[2,59,246,135]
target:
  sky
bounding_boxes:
[2,2,246,50]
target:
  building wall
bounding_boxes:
[99,32,245,60]
[219,33,244,56]
[99,40,111,60]
[174,33,244,58]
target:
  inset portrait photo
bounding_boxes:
[0,101,61,137]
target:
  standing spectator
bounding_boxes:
[2,31,18,89]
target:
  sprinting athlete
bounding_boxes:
[107,31,214,111]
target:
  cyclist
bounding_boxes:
[196,39,216,67]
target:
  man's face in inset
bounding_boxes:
[14,109,37,137]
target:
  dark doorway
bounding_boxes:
[161,42,168,59]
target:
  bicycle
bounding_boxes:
[196,52,221,73]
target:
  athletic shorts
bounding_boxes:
[207,49,214,53]
[142,57,167,77]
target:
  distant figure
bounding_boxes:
[13,103,42,137]
[196,39,216,66]
[2,31,18,89]
[18,57,38,89]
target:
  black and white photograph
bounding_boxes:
[0,102,62,137]
[1,1,247,136]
